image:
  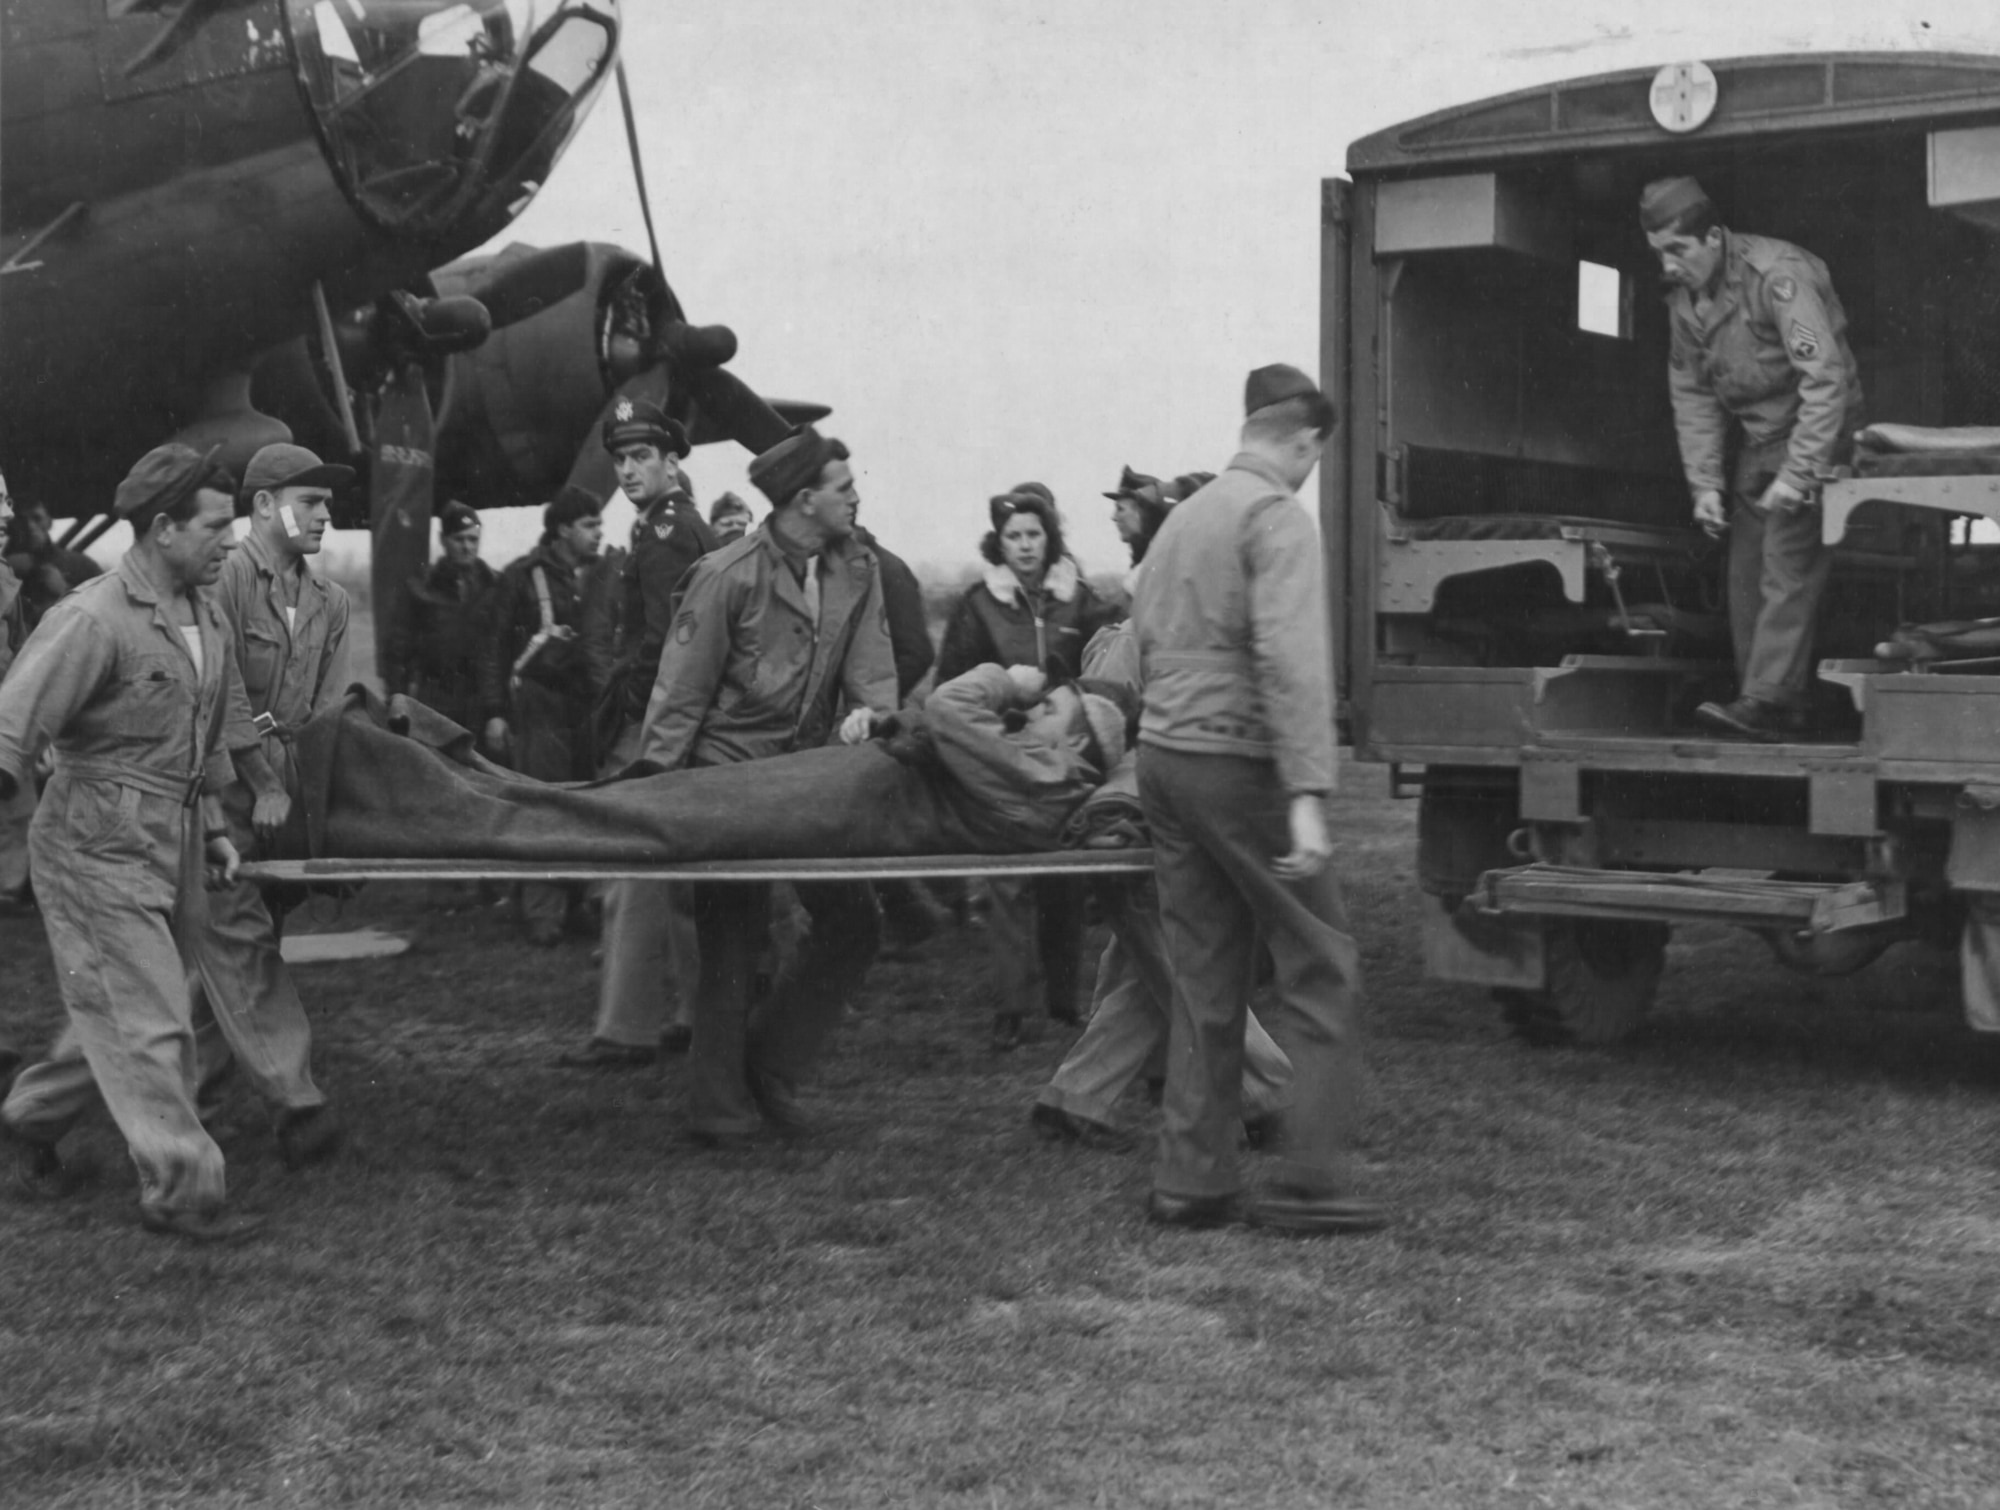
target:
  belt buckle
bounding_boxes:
[252,711,279,738]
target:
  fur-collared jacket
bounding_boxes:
[936,557,1118,686]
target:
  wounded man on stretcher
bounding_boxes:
[277,663,1142,867]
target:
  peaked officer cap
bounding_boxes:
[1244,363,1322,416]
[602,397,690,458]
[1639,176,1712,232]
[748,426,850,507]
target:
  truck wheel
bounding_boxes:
[1496,919,1668,1047]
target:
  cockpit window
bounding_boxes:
[283,0,617,242]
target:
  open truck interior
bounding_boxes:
[1332,56,2000,1046]
[1342,55,2000,752]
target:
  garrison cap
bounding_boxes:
[1166,470,1215,504]
[748,426,850,508]
[439,500,480,537]
[1103,465,1166,506]
[1244,363,1321,416]
[114,443,235,523]
[1639,176,1712,232]
[602,397,690,458]
[242,442,353,498]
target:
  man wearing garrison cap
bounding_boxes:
[0,445,285,1242]
[621,425,897,1146]
[1641,175,1863,740]
[1129,364,1389,1237]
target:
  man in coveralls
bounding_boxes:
[188,442,353,1167]
[562,399,717,1069]
[1132,364,1387,1236]
[0,446,284,1243]
[1641,176,1865,740]
[636,425,896,1146]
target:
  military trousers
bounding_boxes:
[1036,878,1291,1127]
[984,876,1086,1023]
[510,677,592,936]
[686,879,880,1138]
[1137,746,1367,1200]
[2,768,228,1218]
[182,780,326,1118]
[595,880,699,1046]
[1728,482,1833,708]
[592,724,699,1048]
[0,762,33,896]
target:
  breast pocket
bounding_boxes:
[240,628,285,701]
[103,658,191,738]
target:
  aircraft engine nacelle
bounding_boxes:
[430,241,662,511]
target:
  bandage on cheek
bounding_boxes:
[280,503,301,538]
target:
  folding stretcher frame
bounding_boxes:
[240,851,1158,885]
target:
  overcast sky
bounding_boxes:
[333,0,1983,580]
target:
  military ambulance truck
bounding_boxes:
[1323,53,2000,1043]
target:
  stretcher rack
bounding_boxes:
[240,851,1157,885]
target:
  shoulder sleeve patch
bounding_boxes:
[1788,321,1821,360]
[1769,273,1797,303]
[674,611,698,645]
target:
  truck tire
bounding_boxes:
[1496,919,1668,1047]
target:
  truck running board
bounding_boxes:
[1474,863,1907,934]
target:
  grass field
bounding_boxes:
[5,767,2000,1508]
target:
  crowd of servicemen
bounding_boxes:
[0,171,1879,1249]
[0,358,1393,1245]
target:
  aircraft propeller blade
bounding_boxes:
[683,368,796,455]
[368,361,438,683]
[768,399,834,430]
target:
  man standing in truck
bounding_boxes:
[1642,175,1865,741]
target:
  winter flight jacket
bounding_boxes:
[935,557,1118,686]
[1131,453,1337,795]
[385,556,497,713]
[480,540,593,719]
